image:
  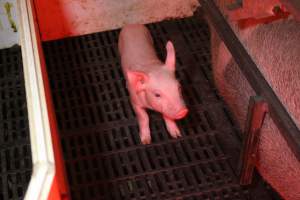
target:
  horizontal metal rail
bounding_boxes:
[199,0,300,161]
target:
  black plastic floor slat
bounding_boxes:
[0,46,32,200]
[44,17,277,199]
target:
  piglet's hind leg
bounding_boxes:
[133,105,151,144]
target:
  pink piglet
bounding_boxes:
[118,24,188,144]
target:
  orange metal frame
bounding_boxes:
[33,2,70,198]
[40,47,70,200]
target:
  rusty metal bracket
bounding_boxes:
[238,96,268,185]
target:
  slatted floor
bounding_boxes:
[43,16,279,200]
[0,46,32,200]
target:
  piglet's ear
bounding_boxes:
[165,41,176,72]
[127,71,149,92]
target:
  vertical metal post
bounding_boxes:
[239,96,268,185]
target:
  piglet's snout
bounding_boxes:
[175,108,188,119]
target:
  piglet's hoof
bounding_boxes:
[167,124,182,138]
[140,133,151,144]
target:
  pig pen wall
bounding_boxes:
[33,0,200,41]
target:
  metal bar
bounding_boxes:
[199,0,300,161]
[238,96,268,185]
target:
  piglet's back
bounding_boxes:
[118,24,161,72]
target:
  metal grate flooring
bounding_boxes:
[0,46,32,200]
[43,16,278,200]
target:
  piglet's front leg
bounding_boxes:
[133,105,151,144]
[163,117,182,138]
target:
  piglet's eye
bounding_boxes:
[155,93,161,98]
